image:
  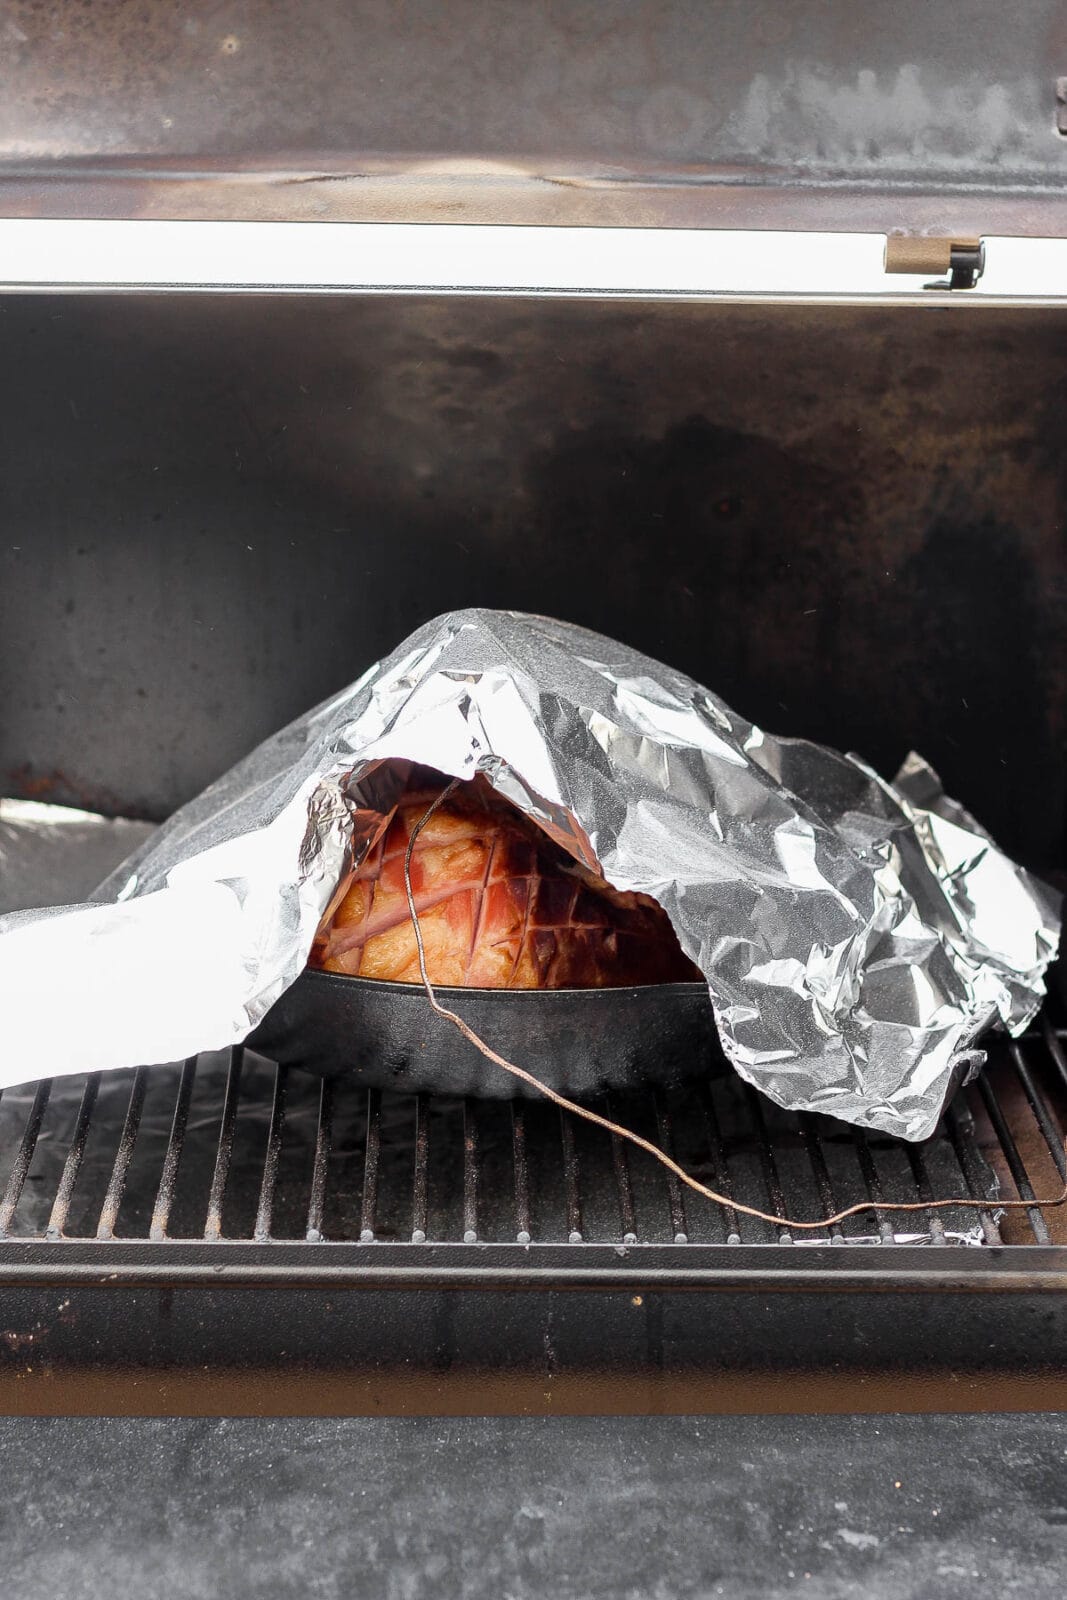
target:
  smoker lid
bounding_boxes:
[1,0,1066,237]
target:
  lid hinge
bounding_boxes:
[884,236,986,291]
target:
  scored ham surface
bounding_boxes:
[311,773,700,990]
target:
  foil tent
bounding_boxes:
[0,609,1059,1140]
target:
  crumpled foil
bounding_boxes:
[0,609,1059,1139]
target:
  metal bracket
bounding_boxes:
[1057,77,1067,134]
[883,235,986,291]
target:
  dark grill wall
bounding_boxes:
[1,294,1065,869]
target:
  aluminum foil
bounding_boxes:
[0,798,157,917]
[0,609,1059,1139]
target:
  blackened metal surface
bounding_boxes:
[0,992,1065,1255]
[1,2,1067,234]
[1,1416,1067,1597]
[0,1010,1064,1407]
[250,971,719,1100]
[2,1275,1067,1418]
[2,292,1065,870]
[0,1025,1028,1249]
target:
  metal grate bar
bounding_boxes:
[604,1095,638,1245]
[510,1102,532,1244]
[462,1099,479,1244]
[97,1067,147,1240]
[797,1113,844,1244]
[0,1079,52,1237]
[1010,1041,1067,1183]
[149,1057,198,1241]
[46,1073,101,1240]
[359,1088,381,1242]
[694,1080,740,1244]
[203,1049,244,1241]
[305,1076,334,1243]
[6,1000,1057,1249]
[254,1065,288,1243]
[746,1088,791,1244]
[652,1089,688,1243]
[903,1143,947,1246]
[411,1094,430,1244]
[852,1130,897,1244]
[1041,1014,1067,1096]
[944,1101,1001,1245]
[559,1106,583,1243]
[977,1073,1049,1243]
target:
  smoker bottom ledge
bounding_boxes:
[0,1415,1065,1600]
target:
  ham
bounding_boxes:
[311,774,699,990]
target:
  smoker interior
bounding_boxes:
[2,292,1067,1405]
[3,293,1066,868]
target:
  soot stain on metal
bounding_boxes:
[2,294,1065,867]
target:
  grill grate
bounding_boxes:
[0,997,1065,1251]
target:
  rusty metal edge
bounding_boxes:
[2,1240,1067,1291]
[3,167,1067,235]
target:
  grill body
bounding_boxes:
[7,20,1067,1600]
[3,237,1067,1420]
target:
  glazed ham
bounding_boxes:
[311,774,699,990]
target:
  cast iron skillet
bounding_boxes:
[249,968,720,1099]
